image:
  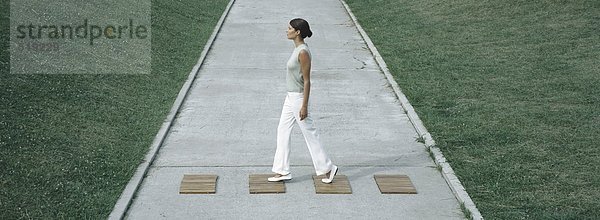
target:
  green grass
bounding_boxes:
[0,0,229,218]
[345,0,599,219]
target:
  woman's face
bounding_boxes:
[287,24,299,40]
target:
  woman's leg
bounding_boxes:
[271,94,295,175]
[298,115,334,176]
[290,93,333,176]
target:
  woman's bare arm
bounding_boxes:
[298,49,311,120]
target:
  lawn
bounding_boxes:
[344,0,599,219]
[0,0,230,218]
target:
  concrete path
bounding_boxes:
[124,0,465,219]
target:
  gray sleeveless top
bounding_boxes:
[286,43,311,93]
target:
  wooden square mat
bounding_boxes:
[374,174,417,194]
[312,175,352,194]
[249,174,286,194]
[179,174,218,194]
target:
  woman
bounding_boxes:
[268,18,338,184]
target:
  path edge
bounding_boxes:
[338,0,483,219]
[107,0,236,219]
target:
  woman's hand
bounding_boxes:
[299,106,308,121]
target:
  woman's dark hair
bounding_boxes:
[290,18,313,38]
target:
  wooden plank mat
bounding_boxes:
[374,174,417,194]
[312,175,352,194]
[179,174,218,194]
[249,174,286,194]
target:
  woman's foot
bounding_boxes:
[321,165,338,184]
[267,173,292,182]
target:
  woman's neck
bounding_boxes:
[294,39,305,48]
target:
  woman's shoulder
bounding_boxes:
[298,49,311,60]
[298,44,311,55]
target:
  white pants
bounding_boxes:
[271,92,333,176]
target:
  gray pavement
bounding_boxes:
[124,0,465,219]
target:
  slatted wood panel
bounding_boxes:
[374,174,417,194]
[179,174,218,194]
[312,175,352,194]
[249,174,286,194]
